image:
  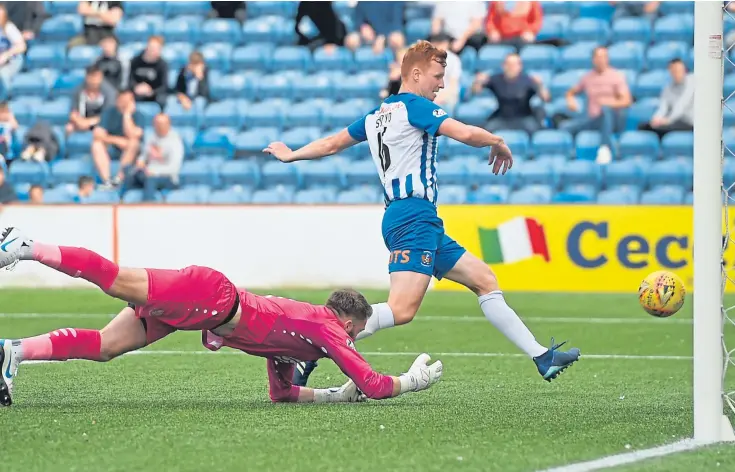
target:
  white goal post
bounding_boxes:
[693,1,735,443]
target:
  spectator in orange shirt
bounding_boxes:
[486,1,543,49]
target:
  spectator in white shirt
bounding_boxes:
[431,1,487,53]
[0,5,26,90]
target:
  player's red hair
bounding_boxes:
[400,40,448,81]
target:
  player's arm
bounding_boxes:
[263,129,358,163]
[438,118,505,148]
[266,357,365,404]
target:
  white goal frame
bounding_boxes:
[694,1,735,443]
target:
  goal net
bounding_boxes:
[724,2,735,424]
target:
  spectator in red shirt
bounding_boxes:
[486,1,543,49]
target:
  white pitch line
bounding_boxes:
[21,350,691,365]
[536,439,710,472]
[0,313,694,325]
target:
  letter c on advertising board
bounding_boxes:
[617,235,649,269]
[656,236,688,269]
[567,221,607,268]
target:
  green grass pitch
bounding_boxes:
[2,288,735,472]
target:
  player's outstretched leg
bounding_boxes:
[443,252,581,382]
[0,227,149,306]
[0,305,158,407]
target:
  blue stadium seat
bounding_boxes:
[355,47,393,71]
[550,69,586,98]
[39,15,82,42]
[242,100,285,128]
[344,140,371,160]
[294,188,337,204]
[646,42,689,71]
[496,130,530,158]
[234,127,279,157]
[597,185,641,205]
[660,2,694,15]
[337,188,380,204]
[578,1,615,21]
[560,42,597,70]
[313,46,353,72]
[67,131,93,156]
[118,42,146,63]
[508,185,553,204]
[653,15,694,44]
[202,19,243,45]
[219,160,260,188]
[604,160,645,187]
[619,131,660,158]
[532,130,574,156]
[10,97,42,126]
[46,1,80,15]
[468,184,510,204]
[134,102,161,128]
[178,160,217,187]
[439,159,468,186]
[466,159,516,188]
[324,100,364,129]
[436,185,468,205]
[161,42,194,71]
[335,72,384,101]
[611,18,651,44]
[43,185,76,204]
[37,98,72,127]
[559,160,600,188]
[661,131,693,157]
[51,159,93,185]
[281,127,321,151]
[256,74,293,100]
[344,160,378,187]
[116,16,163,44]
[626,97,659,129]
[535,154,568,173]
[477,45,516,72]
[537,14,569,42]
[164,1,211,18]
[567,18,610,44]
[125,1,166,17]
[248,1,298,18]
[52,70,86,99]
[284,100,326,129]
[26,44,66,70]
[519,45,559,71]
[445,138,485,159]
[271,46,312,72]
[232,45,272,71]
[552,184,597,203]
[241,18,279,44]
[260,161,300,188]
[201,42,233,72]
[166,188,208,204]
[203,101,242,129]
[575,131,602,160]
[405,18,431,43]
[122,189,156,204]
[11,72,51,98]
[8,160,50,186]
[83,190,121,204]
[208,186,252,204]
[640,185,685,205]
[165,101,201,129]
[162,16,201,43]
[517,160,556,187]
[251,186,295,204]
[608,42,645,70]
[67,45,102,70]
[193,129,234,158]
[647,157,693,188]
[455,101,491,127]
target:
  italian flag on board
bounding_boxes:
[479,217,550,264]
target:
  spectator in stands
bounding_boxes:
[612,1,660,21]
[472,53,549,134]
[0,100,17,161]
[430,1,487,53]
[175,52,210,110]
[75,175,95,202]
[380,47,405,99]
[20,121,59,163]
[638,58,694,138]
[0,165,16,204]
[2,1,47,42]
[129,36,168,108]
[124,113,184,202]
[94,34,123,90]
[66,65,118,135]
[295,2,347,50]
[485,1,543,49]
[344,1,406,54]
[209,2,247,23]
[0,5,27,91]
[92,89,143,188]
[561,46,632,163]
[28,184,43,204]
[429,33,462,114]
[72,1,123,47]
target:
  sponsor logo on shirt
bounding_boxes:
[433,109,447,118]
[346,339,355,350]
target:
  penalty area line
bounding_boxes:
[536,439,711,472]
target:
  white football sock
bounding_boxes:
[479,291,547,358]
[356,303,395,341]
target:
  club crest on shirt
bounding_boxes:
[346,339,355,350]
[433,109,447,117]
[150,309,165,317]
[421,251,433,267]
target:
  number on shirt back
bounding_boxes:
[375,112,392,173]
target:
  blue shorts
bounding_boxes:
[381,198,466,280]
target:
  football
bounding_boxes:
[638,270,686,317]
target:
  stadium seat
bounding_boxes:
[291,73,333,101]
[233,127,279,157]
[313,46,353,72]
[256,73,293,100]
[242,100,285,129]
[52,158,94,185]
[46,1,80,15]
[454,101,492,127]
[611,18,651,44]
[597,185,641,204]
[178,160,217,187]
[684,191,694,205]
[116,16,163,44]
[66,131,93,156]
[323,100,364,129]
[283,99,328,129]
[517,160,556,187]
[608,42,645,70]
[164,1,211,18]
[468,184,510,204]
[39,15,82,42]
[200,42,234,72]
[537,14,569,42]
[550,69,586,98]
[508,185,553,204]
[271,46,312,72]
[166,187,208,204]
[66,46,102,71]
[203,100,242,129]
[208,186,252,204]
[519,45,559,71]
[578,1,615,21]
[297,160,342,189]
[575,131,602,160]
[495,130,530,158]
[619,131,660,158]
[640,185,685,204]
[466,159,517,188]
[439,159,468,186]
[261,161,300,188]
[118,42,147,63]
[344,160,378,187]
[355,47,393,71]
[202,19,243,45]
[161,42,194,72]
[646,42,689,71]
[8,160,50,186]
[52,71,86,99]
[552,184,597,203]
[294,188,337,204]
[165,100,201,129]
[653,15,694,44]
[604,160,645,187]
[241,18,280,44]
[251,186,295,204]
[405,18,431,44]
[232,45,272,71]
[626,97,659,129]
[11,72,51,98]
[161,15,201,44]
[281,127,321,151]
[42,185,76,204]
[445,138,486,159]
[26,44,66,70]
[436,185,468,205]
[125,1,166,17]
[218,160,260,188]
[477,45,516,71]
[559,160,600,188]
[559,42,597,70]
[535,154,568,174]
[661,131,694,157]
[335,72,384,101]
[647,157,693,188]
[193,129,234,158]
[248,1,298,18]
[10,97,42,126]
[37,98,72,127]
[337,188,380,204]
[532,130,574,156]
[567,18,610,44]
